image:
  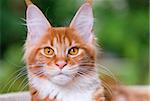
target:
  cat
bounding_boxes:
[24,0,150,101]
[24,0,105,101]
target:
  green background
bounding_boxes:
[0,0,149,93]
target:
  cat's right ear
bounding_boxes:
[69,3,94,43]
[26,4,51,44]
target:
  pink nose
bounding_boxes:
[56,61,67,69]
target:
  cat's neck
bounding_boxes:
[29,73,101,101]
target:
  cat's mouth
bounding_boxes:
[52,72,69,77]
[46,72,73,86]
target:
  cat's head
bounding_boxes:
[25,2,96,86]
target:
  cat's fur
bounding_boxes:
[24,0,105,101]
[24,0,150,101]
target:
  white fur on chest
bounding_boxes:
[30,76,100,101]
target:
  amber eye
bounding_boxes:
[42,47,54,56]
[68,47,79,55]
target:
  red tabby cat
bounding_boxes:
[24,0,105,101]
[24,0,150,101]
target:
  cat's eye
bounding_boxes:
[68,47,79,56]
[41,47,54,57]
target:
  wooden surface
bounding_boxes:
[113,86,150,101]
[0,92,31,101]
[0,86,149,101]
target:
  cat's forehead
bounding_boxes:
[42,27,82,47]
[50,27,71,39]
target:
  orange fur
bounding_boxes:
[25,0,93,6]
[25,0,32,6]
[86,0,93,5]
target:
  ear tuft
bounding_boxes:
[70,3,94,43]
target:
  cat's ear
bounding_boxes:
[70,3,94,43]
[26,4,51,44]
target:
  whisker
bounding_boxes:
[21,72,44,91]
[97,64,118,83]
[20,81,31,92]
[6,72,28,93]
[20,23,27,26]
[20,18,26,22]
[76,70,95,79]
[0,67,26,93]
[17,77,28,91]
[78,62,118,84]
[28,64,46,68]
[101,81,113,98]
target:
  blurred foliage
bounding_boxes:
[0,0,149,93]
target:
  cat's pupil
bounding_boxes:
[47,49,50,53]
[47,49,52,54]
[68,47,79,55]
[44,47,53,55]
[72,49,75,52]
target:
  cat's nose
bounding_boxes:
[56,61,67,69]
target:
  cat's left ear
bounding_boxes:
[70,3,94,43]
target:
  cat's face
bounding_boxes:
[25,3,96,86]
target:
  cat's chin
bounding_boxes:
[49,74,72,86]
